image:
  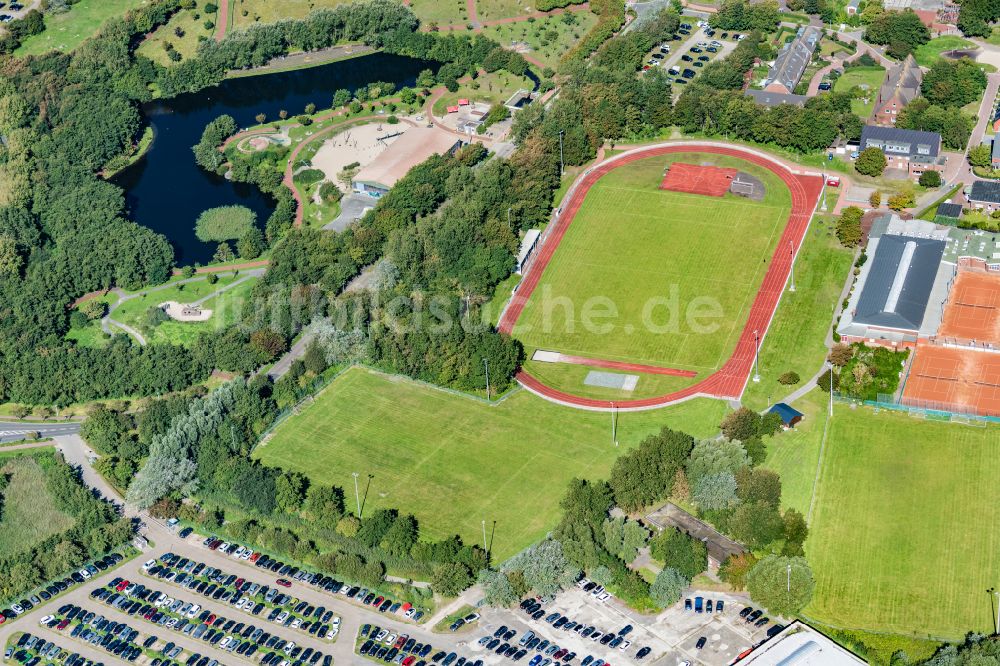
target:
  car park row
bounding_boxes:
[4,554,127,624]
[38,603,195,666]
[197,535,426,623]
[6,633,79,666]
[357,622,485,666]
[87,577,331,666]
[143,554,341,642]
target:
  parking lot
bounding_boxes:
[469,583,781,666]
[642,23,740,97]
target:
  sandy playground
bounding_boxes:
[160,301,213,322]
[311,122,406,192]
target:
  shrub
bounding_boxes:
[855,147,887,176]
[778,371,800,385]
[918,170,941,187]
[294,169,325,187]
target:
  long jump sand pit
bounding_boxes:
[311,122,405,191]
[937,270,1000,345]
[902,345,1000,417]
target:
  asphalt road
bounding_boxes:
[0,422,81,443]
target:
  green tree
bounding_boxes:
[746,555,815,616]
[836,206,864,247]
[782,508,809,555]
[728,500,785,548]
[969,144,992,168]
[275,471,307,512]
[432,562,473,596]
[650,528,708,580]
[238,227,265,259]
[693,472,738,510]
[650,567,688,607]
[719,552,758,590]
[918,170,942,188]
[479,568,520,607]
[855,147,887,176]
[303,484,344,526]
[609,426,694,510]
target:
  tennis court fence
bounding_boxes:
[831,391,1000,425]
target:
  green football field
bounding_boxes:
[513,153,791,398]
[803,404,1000,639]
[254,366,728,561]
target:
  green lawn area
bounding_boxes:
[432,72,534,116]
[833,66,885,118]
[481,11,598,70]
[914,36,975,68]
[255,366,729,561]
[231,0,358,30]
[476,0,546,21]
[740,215,854,410]
[804,404,1000,639]
[15,0,148,56]
[136,4,219,66]
[761,389,829,514]
[0,452,76,558]
[512,153,790,399]
[113,273,258,346]
[408,0,469,26]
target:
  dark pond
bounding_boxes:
[113,52,433,265]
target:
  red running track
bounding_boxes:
[557,354,698,377]
[497,144,824,410]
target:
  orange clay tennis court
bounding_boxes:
[937,270,1000,344]
[902,346,1000,417]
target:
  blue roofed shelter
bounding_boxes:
[768,403,804,428]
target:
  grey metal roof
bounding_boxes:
[744,89,808,107]
[854,234,946,331]
[969,179,1000,204]
[860,125,941,159]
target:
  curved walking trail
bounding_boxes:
[497,141,825,412]
[102,268,265,346]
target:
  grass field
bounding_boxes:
[231,0,360,30]
[513,153,791,399]
[255,366,729,561]
[834,66,885,118]
[136,5,219,66]
[0,453,75,558]
[761,390,828,514]
[112,273,258,347]
[914,36,975,67]
[15,0,148,56]
[804,404,1000,639]
[408,0,469,26]
[480,11,597,69]
[740,215,854,410]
